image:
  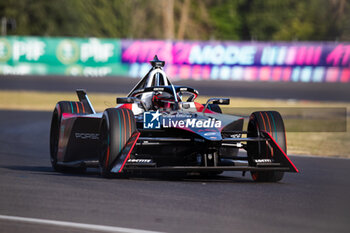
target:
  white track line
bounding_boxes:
[0,215,164,233]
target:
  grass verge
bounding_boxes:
[1,90,349,158]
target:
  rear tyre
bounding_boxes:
[50,101,92,173]
[247,111,286,182]
[99,108,137,178]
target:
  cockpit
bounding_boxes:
[125,56,198,114]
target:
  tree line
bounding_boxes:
[1,0,349,41]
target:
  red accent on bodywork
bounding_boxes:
[194,102,217,113]
[118,132,140,173]
[118,104,133,110]
[62,113,76,118]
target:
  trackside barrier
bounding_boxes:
[0,36,349,82]
[0,36,128,77]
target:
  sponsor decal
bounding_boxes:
[123,40,350,82]
[56,39,80,64]
[0,64,31,75]
[254,159,272,163]
[189,45,256,65]
[65,65,83,76]
[75,133,100,140]
[127,159,152,163]
[143,110,162,129]
[12,39,46,61]
[230,133,242,138]
[162,118,221,128]
[65,65,112,77]
[143,111,221,129]
[204,132,217,136]
[80,38,114,63]
[153,87,164,91]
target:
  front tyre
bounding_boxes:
[99,108,137,178]
[247,111,286,182]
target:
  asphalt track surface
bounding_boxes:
[1,75,350,101]
[1,109,350,233]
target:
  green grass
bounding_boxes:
[1,90,349,158]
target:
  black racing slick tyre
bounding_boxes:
[247,111,286,182]
[99,108,137,178]
[50,101,93,173]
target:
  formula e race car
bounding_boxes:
[50,56,298,182]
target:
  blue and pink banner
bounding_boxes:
[122,40,350,82]
[1,36,349,82]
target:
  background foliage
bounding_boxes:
[1,0,349,41]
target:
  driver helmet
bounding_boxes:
[152,92,176,110]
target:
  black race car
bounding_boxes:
[50,56,298,182]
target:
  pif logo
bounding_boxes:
[75,133,99,140]
[143,110,161,129]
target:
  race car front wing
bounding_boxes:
[110,130,299,174]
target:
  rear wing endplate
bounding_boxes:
[76,89,96,114]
